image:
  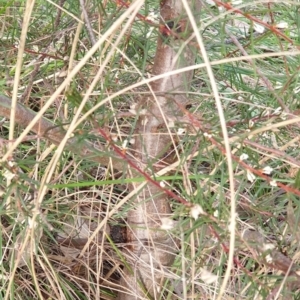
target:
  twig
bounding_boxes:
[79,0,97,46]
[0,94,126,171]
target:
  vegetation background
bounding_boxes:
[1,0,300,299]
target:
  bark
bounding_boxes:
[118,1,201,299]
[0,94,127,170]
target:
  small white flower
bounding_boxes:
[263,243,275,251]
[227,214,238,231]
[276,21,288,29]
[160,181,166,188]
[204,0,216,5]
[3,169,15,180]
[270,180,277,187]
[28,217,38,229]
[160,217,176,230]
[273,107,282,115]
[294,85,300,94]
[254,22,265,33]
[240,153,249,161]
[8,161,14,167]
[129,138,135,145]
[111,134,118,142]
[247,170,256,182]
[203,132,212,138]
[199,268,218,284]
[190,204,205,220]
[280,112,287,120]
[145,12,158,22]
[275,81,283,89]
[265,254,273,263]
[213,210,219,218]
[261,13,271,22]
[177,128,185,135]
[232,0,243,4]
[262,244,275,264]
[263,166,273,175]
[129,104,139,115]
[248,119,254,128]
[122,140,128,150]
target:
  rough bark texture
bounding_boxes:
[118,1,201,299]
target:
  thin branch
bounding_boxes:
[0,94,126,170]
[79,0,97,46]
